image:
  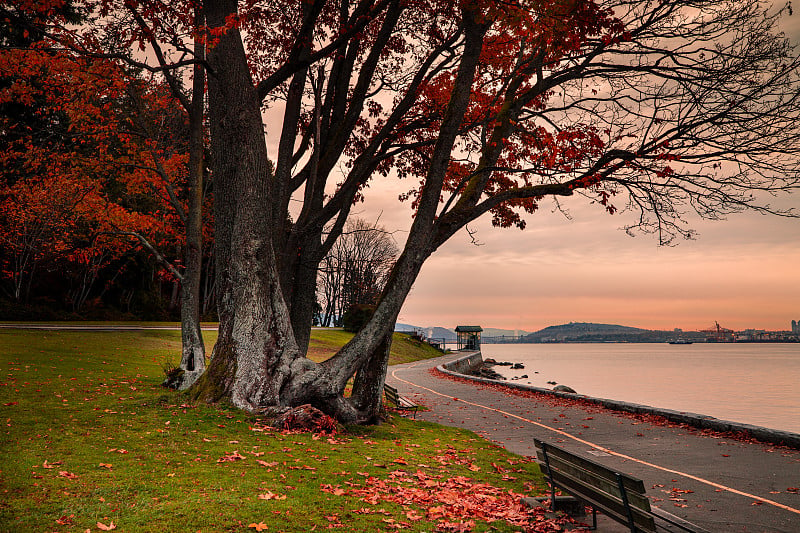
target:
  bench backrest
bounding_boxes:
[384,384,400,404]
[534,439,656,533]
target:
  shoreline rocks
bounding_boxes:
[475,358,575,393]
[483,358,513,366]
[472,363,506,380]
[553,384,577,394]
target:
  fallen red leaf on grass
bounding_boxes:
[217,450,246,463]
[405,510,424,521]
[59,471,78,479]
[97,521,116,530]
[437,519,475,532]
[258,491,287,500]
[323,514,344,527]
[248,522,268,531]
[55,514,74,525]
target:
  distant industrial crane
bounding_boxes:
[700,321,735,342]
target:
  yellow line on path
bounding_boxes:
[391,364,800,516]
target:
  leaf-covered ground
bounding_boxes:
[0,328,570,532]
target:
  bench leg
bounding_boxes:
[572,505,597,531]
[541,444,560,515]
[616,473,636,533]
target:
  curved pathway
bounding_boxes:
[387,353,800,533]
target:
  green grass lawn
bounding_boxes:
[0,327,553,532]
[307,329,445,364]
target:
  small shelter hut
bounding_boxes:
[455,325,482,350]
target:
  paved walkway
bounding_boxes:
[387,352,800,533]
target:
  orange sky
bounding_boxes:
[354,178,800,332]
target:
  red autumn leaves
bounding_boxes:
[322,468,571,532]
[0,44,210,309]
[217,450,247,462]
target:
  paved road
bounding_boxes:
[387,352,800,533]
[0,323,219,330]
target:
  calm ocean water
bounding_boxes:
[480,343,800,434]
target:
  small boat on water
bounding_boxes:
[668,338,693,345]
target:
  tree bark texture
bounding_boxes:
[193,0,300,410]
[279,232,323,356]
[171,5,207,390]
[349,331,392,422]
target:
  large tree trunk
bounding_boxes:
[174,165,205,388]
[350,331,392,422]
[279,232,323,355]
[167,5,206,391]
[276,64,329,356]
[191,0,295,410]
[189,0,368,422]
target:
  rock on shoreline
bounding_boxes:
[476,358,576,393]
[471,361,507,380]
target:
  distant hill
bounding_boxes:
[482,327,532,338]
[394,323,456,340]
[428,326,457,341]
[520,322,693,343]
[523,322,644,339]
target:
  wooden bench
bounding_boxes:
[383,384,419,418]
[534,439,708,533]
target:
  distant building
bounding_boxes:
[793,320,799,334]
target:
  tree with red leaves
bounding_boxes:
[0,43,175,308]
[5,0,799,423]
[1,2,210,385]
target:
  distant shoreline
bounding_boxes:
[398,320,800,344]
